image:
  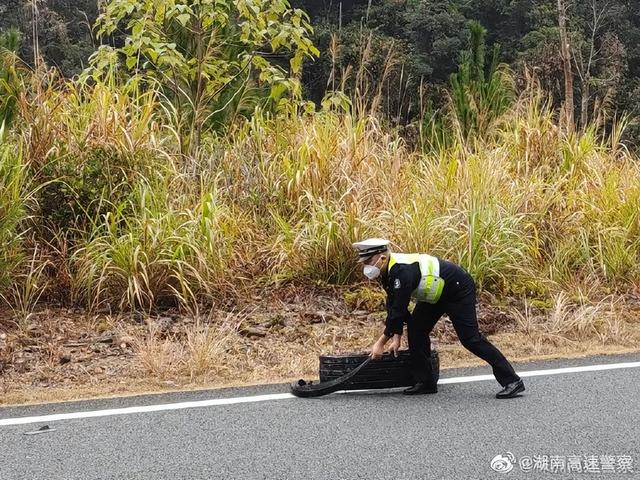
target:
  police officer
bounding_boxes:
[352,238,525,399]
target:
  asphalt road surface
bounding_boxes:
[1,353,639,480]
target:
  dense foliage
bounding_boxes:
[0,0,639,317]
[295,0,639,136]
[2,1,639,136]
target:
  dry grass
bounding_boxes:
[133,326,185,381]
[0,248,51,328]
[511,293,631,350]
[1,287,639,406]
[183,317,239,381]
[2,338,639,408]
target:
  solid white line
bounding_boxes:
[0,393,295,427]
[1,361,639,427]
[438,361,640,384]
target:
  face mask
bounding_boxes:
[363,264,381,280]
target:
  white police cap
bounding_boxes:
[352,238,391,262]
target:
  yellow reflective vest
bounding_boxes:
[388,253,445,304]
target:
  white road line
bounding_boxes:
[0,393,295,427]
[441,361,640,384]
[1,360,639,427]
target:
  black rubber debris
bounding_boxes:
[320,350,439,389]
[291,357,373,398]
[291,349,439,398]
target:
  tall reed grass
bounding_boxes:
[2,74,639,314]
[0,131,29,290]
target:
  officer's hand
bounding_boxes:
[389,335,401,358]
[369,341,385,360]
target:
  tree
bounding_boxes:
[572,0,626,130]
[557,0,574,132]
[522,0,628,133]
[87,0,319,153]
[448,21,514,140]
[0,0,97,76]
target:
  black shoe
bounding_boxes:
[496,379,525,399]
[403,382,438,395]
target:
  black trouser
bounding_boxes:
[406,271,520,387]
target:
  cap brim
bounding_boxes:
[357,255,375,263]
[356,250,385,263]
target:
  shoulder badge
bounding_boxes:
[394,278,401,289]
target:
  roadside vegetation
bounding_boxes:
[1,1,639,404]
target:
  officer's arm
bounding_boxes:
[383,267,414,337]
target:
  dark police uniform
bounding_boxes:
[381,254,520,388]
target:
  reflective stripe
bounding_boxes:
[389,253,444,304]
[422,257,433,295]
[434,277,445,301]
